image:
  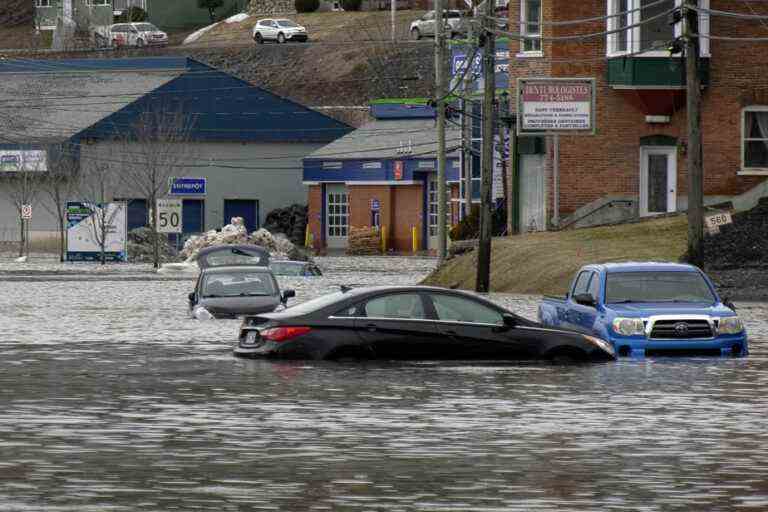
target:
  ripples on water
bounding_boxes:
[1,256,767,511]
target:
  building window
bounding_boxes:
[743,107,768,171]
[86,0,110,5]
[35,0,51,7]
[520,0,542,54]
[607,0,710,57]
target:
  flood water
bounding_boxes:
[1,256,767,511]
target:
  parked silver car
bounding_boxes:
[409,10,466,40]
[252,18,308,44]
[104,22,168,48]
[188,266,295,319]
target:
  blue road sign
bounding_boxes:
[170,177,206,196]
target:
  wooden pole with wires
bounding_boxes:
[685,0,704,265]
[435,0,448,262]
[476,0,495,293]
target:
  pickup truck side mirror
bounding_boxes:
[281,289,296,304]
[723,296,737,311]
[188,292,196,303]
[573,293,596,308]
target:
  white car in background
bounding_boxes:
[252,18,308,44]
[103,22,169,48]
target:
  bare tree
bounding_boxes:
[0,150,44,257]
[113,108,195,268]
[39,145,80,262]
[78,162,120,265]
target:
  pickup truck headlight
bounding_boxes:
[611,317,645,336]
[718,316,744,335]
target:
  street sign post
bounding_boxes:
[156,199,183,234]
[21,204,32,220]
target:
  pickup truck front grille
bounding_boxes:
[649,319,714,340]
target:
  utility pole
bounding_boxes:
[435,0,448,262]
[475,0,494,293]
[391,0,396,42]
[463,17,474,220]
[685,0,703,266]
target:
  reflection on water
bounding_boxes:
[1,256,767,510]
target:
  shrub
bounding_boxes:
[295,0,320,12]
[449,203,508,241]
[341,0,362,11]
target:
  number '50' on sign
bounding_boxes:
[156,199,183,234]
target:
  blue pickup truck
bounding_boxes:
[538,262,748,357]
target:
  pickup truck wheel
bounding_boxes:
[277,32,285,44]
[411,28,421,40]
[546,347,588,364]
[254,32,263,44]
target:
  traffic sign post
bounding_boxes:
[156,199,183,234]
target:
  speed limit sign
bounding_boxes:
[156,199,182,234]
[21,204,32,220]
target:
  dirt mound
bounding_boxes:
[703,198,768,270]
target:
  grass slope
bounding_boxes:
[423,216,688,296]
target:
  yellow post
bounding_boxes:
[304,225,311,247]
[412,226,418,254]
[381,225,387,254]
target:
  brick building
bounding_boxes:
[507,0,768,229]
[303,102,461,253]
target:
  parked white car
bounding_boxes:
[103,22,169,48]
[252,18,308,44]
[410,10,467,40]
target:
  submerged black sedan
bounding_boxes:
[234,286,616,362]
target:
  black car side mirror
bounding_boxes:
[281,289,296,304]
[573,293,596,308]
[188,292,196,303]
[502,314,518,328]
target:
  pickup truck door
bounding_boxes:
[567,271,600,334]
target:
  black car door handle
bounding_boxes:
[365,323,378,332]
[444,330,458,336]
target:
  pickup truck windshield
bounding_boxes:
[605,271,715,304]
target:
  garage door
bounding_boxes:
[223,199,259,233]
[182,199,204,234]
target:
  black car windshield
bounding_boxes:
[135,23,159,31]
[277,20,298,27]
[270,262,306,276]
[605,271,715,304]
[202,272,276,297]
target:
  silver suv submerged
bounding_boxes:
[410,10,466,40]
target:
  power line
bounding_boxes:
[484,6,677,41]
[484,0,673,26]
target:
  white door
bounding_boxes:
[640,147,677,216]
[519,154,546,233]
[326,184,349,249]
[427,175,450,251]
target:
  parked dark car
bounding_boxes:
[270,260,322,277]
[189,266,295,319]
[234,286,616,361]
[197,245,269,269]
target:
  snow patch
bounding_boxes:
[157,260,199,274]
[225,13,250,24]
[14,256,27,263]
[183,22,221,45]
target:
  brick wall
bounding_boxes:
[392,185,424,252]
[509,0,768,219]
